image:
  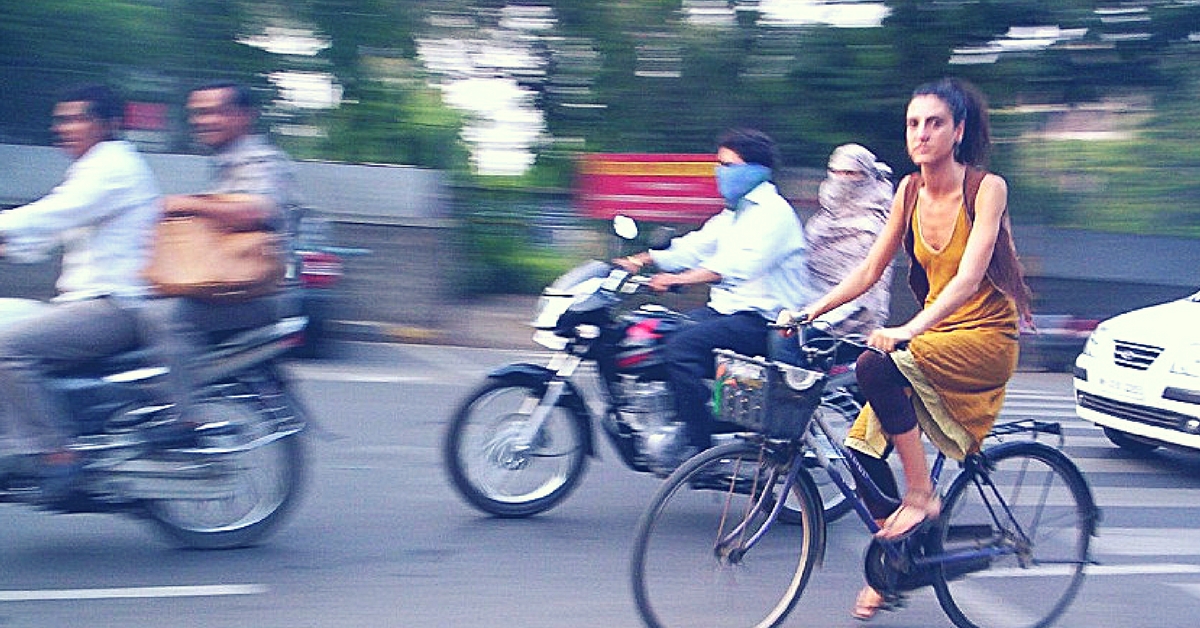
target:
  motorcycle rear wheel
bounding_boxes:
[444,374,589,517]
[145,398,305,549]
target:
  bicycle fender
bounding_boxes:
[485,363,596,457]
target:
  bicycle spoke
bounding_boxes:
[933,442,1094,628]
[631,442,822,628]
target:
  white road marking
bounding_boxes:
[1094,528,1200,556]
[0,584,267,602]
[284,363,430,384]
[1070,456,1187,474]
[976,563,1200,578]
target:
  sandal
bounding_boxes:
[875,489,941,541]
[852,586,886,621]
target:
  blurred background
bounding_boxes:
[2,0,1198,357]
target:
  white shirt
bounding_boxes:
[650,181,815,319]
[0,140,162,300]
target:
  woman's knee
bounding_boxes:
[855,350,890,389]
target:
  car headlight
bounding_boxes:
[1169,343,1200,378]
[1080,324,1112,358]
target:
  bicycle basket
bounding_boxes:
[713,349,826,440]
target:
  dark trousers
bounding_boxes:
[665,308,769,448]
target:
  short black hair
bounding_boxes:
[717,127,779,169]
[61,84,123,123]
[193,80,255,110]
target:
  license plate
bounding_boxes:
[1098,376,1144,401]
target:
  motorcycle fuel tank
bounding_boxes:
[615,305,689,373]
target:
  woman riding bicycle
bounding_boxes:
[785,77,1034,621]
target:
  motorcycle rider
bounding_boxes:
[0,84,162,492]
[614,128,815,466]
[139,80,298,428]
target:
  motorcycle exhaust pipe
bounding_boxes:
[107,459,238,500]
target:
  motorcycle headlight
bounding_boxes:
[1080,324,1112,359]
[1169,343,1200,378]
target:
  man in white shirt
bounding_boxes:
[0,85,161,484]
[615,128,815,464]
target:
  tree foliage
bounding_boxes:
[3,1,1200,234]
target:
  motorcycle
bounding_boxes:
[443,219,863,520]
[0,296,309,549]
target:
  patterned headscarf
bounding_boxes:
[816,143,893,222]
[805,144,895,335]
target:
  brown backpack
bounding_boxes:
[900,168,1034,326]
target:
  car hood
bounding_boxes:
[1099,294,1200,345]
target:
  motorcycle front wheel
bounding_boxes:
[443,373,589,517]
[145,398,305,549]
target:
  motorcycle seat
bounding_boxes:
[48,292,298,379]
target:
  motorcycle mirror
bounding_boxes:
[647,226,676,250]
[613,215,639,240]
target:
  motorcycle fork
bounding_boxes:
[514,352,584,447]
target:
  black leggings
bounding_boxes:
[850,349,917,519]
[855,349,918,435]
[850,448,900,520]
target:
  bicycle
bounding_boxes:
[630,328,1101,628]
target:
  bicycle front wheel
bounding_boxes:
[933,441,1097,628]
[630,441,824,628]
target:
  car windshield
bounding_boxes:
[1189,289,1200,302]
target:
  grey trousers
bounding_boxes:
[0,297,141,455]
[136,295,283,424]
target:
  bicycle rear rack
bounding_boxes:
[989,419,1065,448]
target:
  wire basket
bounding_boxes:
[713,349,827,441]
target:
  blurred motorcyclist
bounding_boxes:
[614,128,815,467]
[140,81,298,428]
[0,84,162,491]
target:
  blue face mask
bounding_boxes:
[715,163,772,207]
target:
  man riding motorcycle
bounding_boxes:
[0,84,162,496]
[613,128,816,468]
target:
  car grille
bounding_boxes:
[1077,391,1192,431]
[1112,340,1162,370]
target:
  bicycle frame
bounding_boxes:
[717,324,1081,574]
[759,412,1070,570]
[631,323,1096,628]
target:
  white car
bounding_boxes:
[1074,289,1200,453]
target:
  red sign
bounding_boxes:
[124,102,169,131]
[576,153,722,224]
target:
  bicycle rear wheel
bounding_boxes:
[933,441,1097,628]
[630,440,824,628]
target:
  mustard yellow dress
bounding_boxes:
[847,204,1019,460]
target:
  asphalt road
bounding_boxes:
[1,341,1199,628]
